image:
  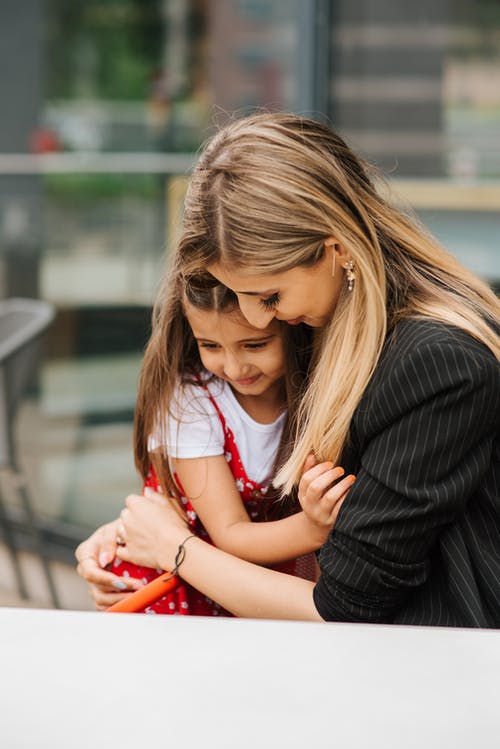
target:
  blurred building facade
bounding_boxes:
[0,0,498,556]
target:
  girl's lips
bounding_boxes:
[286,317,304,326]
[234,374,261,386]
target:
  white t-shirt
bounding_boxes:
[149,376,286,485]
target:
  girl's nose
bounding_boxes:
[223,353,249,380]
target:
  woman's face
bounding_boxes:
[209,248,344,329]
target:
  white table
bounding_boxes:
[1,608,499,748]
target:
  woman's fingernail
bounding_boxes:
[99,552,112,568]
[126,579,144,591]
[348,475,356,484]
[112,579,128,591]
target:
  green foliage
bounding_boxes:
[43,173,161,202]
[45,0,163,101]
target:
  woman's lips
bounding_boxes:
[286,317,304,325]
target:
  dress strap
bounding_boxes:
[194,374,264,494]
[194,373,229,433]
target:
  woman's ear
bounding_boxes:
[324,237,338,276]
[324,237,350,276]
[324,236,338,253]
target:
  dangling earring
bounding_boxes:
[343,260,355,292]
[331,249,336,277]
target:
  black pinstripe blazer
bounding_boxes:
[313,318,500,627]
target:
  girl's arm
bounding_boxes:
[117,493,323,621]
[171,454,353,565]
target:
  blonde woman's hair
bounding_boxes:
[175,111,500,493]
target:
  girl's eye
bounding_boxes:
[199,342,219,349]
[259,292,280,310]
[245,342,267,350]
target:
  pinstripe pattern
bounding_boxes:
[313,319,500,627]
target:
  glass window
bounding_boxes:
[329,0,500,286]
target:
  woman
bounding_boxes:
[78,112,499,627]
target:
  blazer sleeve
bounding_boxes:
[313,337,500,623]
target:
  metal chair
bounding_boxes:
[0,297,60,607]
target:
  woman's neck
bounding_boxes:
[230,380,286,424]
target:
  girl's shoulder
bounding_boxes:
[149,373,226,456]
[172,372,226,422]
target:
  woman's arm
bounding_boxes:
[314,330,500,623]
[172,453,353,564]
[117,493,323,621]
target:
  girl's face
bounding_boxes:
[186,306,285,398]
[208,247,344,330]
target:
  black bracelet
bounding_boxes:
[162,534,196,582]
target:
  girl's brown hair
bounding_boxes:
[134,255,313,503]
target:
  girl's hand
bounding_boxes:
[298,454,355,536]
[75,520,143,610]
[116,492,189,571]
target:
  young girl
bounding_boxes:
[92,274,353,614]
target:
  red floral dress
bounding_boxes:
[110,386,316,615]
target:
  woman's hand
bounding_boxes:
[116,491,189,571]
[75,520,143,610]
[298,454,354,540]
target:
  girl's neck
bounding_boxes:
[230,379,286,424]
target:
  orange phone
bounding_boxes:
[106,574,180,613]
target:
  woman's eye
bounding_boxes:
[245,342,267,350]
[259,292,280,310]
[199,342,219,349]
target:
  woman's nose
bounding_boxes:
[237,297,275,329]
